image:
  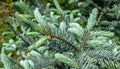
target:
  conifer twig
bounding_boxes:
[5,21,30,46]
[96,11,104,26]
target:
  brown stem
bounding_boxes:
[47,33,77,50]
[96,11,104,26]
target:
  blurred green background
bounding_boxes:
[0,0,16,46]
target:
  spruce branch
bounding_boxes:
[5,21,30,46]
[87,51,120,63]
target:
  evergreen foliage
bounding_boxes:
[1,0,120,69]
